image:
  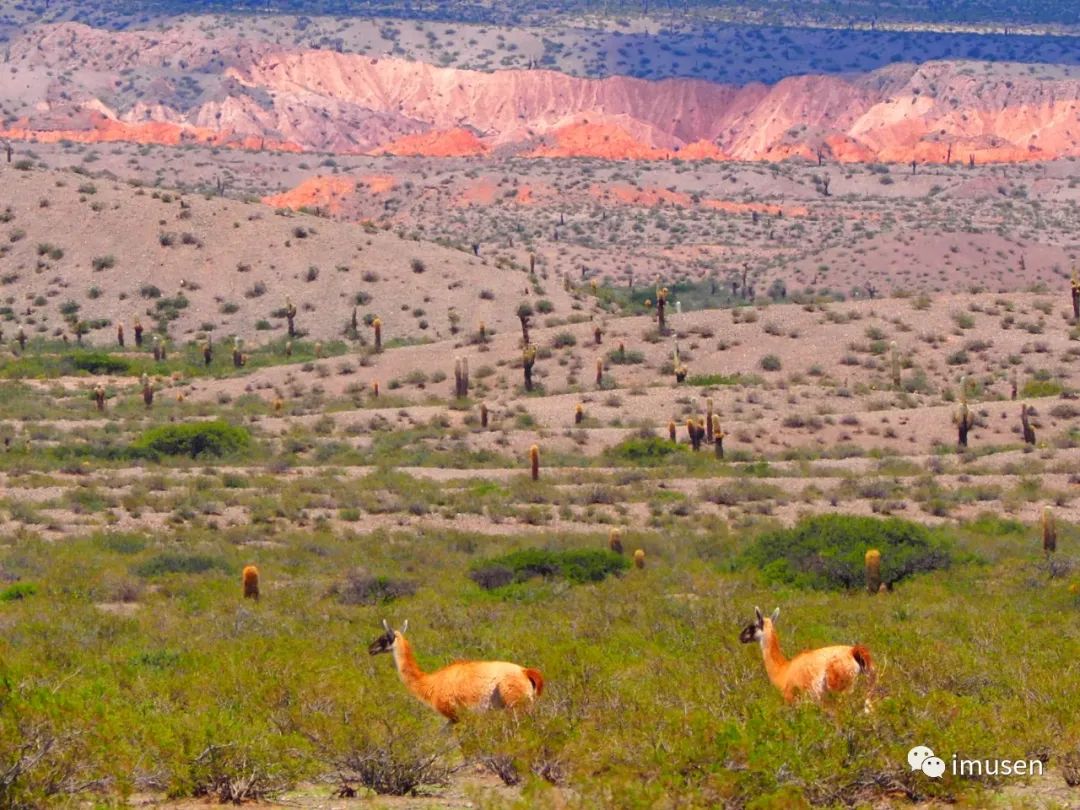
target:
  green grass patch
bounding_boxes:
[469,548,628,590]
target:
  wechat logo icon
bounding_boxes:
[908,745,946,778]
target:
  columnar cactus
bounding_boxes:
[1021,403,1036,445]
[117,323,125,347]
[141,374,153,408]
[480,402,489,428]
[315,341,323,359]
[1071,272,1080,320]
[687,418,706,451]
[1042,506,1057,556]
[16,326,26,351]
[373,317,382,352]
[608,528,623,554]
[134,319,143,347]
[371,380,379,398]
[633,549,645,569]
[478,320,487,343]
[529,444,540,481]
[1010,371,1018,401]
[865,549,882,594]
[705,398,714,443]
[595,358,603,387]
[93,384,106,412]
[242,565,260,601]
[454,357,470,398]
[522,344,537,391]
[594,326,602,345]
[617,341,626,362]
[890,341,901,389]
[285,296,297,337]
[656,286,669,333]
[712,414,725,459]
[273,397,284,413]
[232,339,244,368]
[575,403,584,425]
[203,339,213,367]
[954,399,974,448]
[668,419,676,442]
[516,302,533,345]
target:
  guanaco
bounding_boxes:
[368,620,543,722]
[739,607,876,709]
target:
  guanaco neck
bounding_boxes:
[392,633,433,703]
[759,621,790,688]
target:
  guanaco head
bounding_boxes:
[368,618,408,656]
[739,606,780,644]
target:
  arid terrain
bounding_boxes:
[1,1,1079,808]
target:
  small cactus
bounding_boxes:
[273,397,284,413]
[480,402,489,428]
[141,374,153,408]
[371,380,379,398]
[314,341,323,359]
[687,418,706,451]
[242,565,260,601]
[633,549,645,569]
[594,325,602,345]
[454,357,470,398]
[1042,506,1057,556]
[372,317,382,352]
[117,323,125,347]
[152,335,162,362]
[133,319,143,347]
[478,320,487,343]
[668,419,676,442]
[655,286,669,333]
[609,528,623,555]
[16,325,26,351]
[93,384,106,412]
[865,549,882,594]
[529,444,540,481]
[285,340,293,357]
[232,339,244,369]
[575,403,584,425]
[705,398,714,443]
[203,340,213,367]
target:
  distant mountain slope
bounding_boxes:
[3,22,1079,164]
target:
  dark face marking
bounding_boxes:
[368,628,395,656]
[739,622,761,644]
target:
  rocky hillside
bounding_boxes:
[3,22,1079,164]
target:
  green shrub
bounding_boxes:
[132,554,231,578]
[131,421,251,459]
[70,352,132,375]
[470,548,628,590]
[328,573,416,606]
[739,514,955,590]
[604,436,683,466]
[0,583,38,601]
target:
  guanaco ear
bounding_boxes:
[401,619,409,634]
[382,618,391,633]
[770,607,780,625]
[754,606,763,625]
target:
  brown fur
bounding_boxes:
[371,627,542,722]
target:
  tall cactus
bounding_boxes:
[1021,403,1036,445]
[522,344,537,392]
[285,296,297,338]
[705,398,714,443]
[133,318,143,347]
[575,403,584,425]
[372,317,382,352]
[865,549,882,594]
[594,325,602,345]
[516,302,533,345]
[454,357,470,398]
[203,339,213,367]
[656,285,669,334]
[117,323,125,347]
[954,398,974,448]
[480,402,489,428]
[712,414,725,459]
[595,358,603,387]
[668,419,676,442]
[1042,506,1057,556]
[141,374,153,408]
[529,444,540,481]
[1071,271,1080,320]
[93,384,106,412]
